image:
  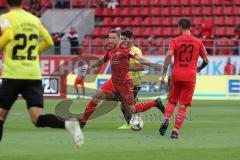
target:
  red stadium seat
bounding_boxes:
[162,7,172,16]
[214,17,226,25]
[143,17,153,26]
[171,0,181,6]
[122,17,132,26]
[151,0,161,6]
[92,38,103,47]
[192,0,203,6]
[165,28,174,36]
[132,7,141,16]
[134,27,143,36]
[102,18,112,25]
[225,6,234,15]
[228,17,237,25]
[182,0,192,6]
[82,38,91,47]
[215,27,227,37]
[132,17,143,26]
[162,17,173,26]
[131,0,141,6]
[92,28,102,36]
[72,1,81,8]
[141,0,151,6]
[120,0,131,6]
[172,7,182,16]
[152,8,161,16]
[122,8,132,16]
[112,17,122,26]
[204,7,213,15]
[182,7,192,16]
[193,17,204,25]
[192,7,203,15]
[153,17,163,26]
[161,0,171,6]
[102,28,112,36]
[213,7,224,16]
[202,0,212,6]
[212,0,222,5]
[142,7,151,16]
[112,8,121,16]
[142,28,153,37]
[154,28,164,36]
[226,27,235,36]
[94,8,102,16]
[102,8,112,16]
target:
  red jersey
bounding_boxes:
[104,46,137,84]
[224,64,236,75]
[169,34,208,82]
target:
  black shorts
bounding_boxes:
[133,86,141,99]
[0,79,44,110]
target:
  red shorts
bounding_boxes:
[74,77,84,86]
[100,79,134,107]
[100,79,116,95]
[113,80,134,107]
[168,80,196,106]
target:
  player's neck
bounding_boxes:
[181,30,191,35]
[9,6,22,10]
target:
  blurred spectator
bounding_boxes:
[108,0,119,10]
[224,57,236,75]
[30,0,41,16]
[147,34,158,55]
[55,0,70,8]
[97,0,108,8]
[53,32,61,55]
[198,22,214,55]
[233,25,240,55]
[67,27,80,55]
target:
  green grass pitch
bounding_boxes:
[0,99,240,160]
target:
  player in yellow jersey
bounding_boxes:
[0,0,83,146]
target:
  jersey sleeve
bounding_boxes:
[168,39,176,52]
[199,41,208,58]
[103,52,109,62]
[0,15,14,50]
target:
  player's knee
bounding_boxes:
[128,106,136,114]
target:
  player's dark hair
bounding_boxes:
[110,29,121,37]
[178,18,191,30]
[6,0,23,6]
[121,30,134,39]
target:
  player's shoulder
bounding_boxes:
[131,45,142,55]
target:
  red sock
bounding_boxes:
[174,107,188,130]
[81,100,97,124]
[135,101,157,113]
[164,102,175,119]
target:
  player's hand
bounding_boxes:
[197,67,201,73]
[160,73,167,85]
[152,64,163,72]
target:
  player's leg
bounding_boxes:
[80,80,85,97]
[171,81,196,139]
[80,79,116,128]
[80,90,107,128]
[159,80,182,136]
[74,78,80,99]
[22,80,83,146]
[0,79,19,142]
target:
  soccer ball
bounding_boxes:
[130,116,144,131]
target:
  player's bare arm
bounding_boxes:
[134,55,162,72]
[162,50,174,78]
[129,64,145,71]
[88,57,106,70]
[197,56,209,73]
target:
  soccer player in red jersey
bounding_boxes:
[159,18,209,138]
[80,30,165,128]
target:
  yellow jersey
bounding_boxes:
[129,45,143,86]
[0,8,53,80]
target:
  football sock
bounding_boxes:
[121,107,132,124]
[36,114,65,128]
[164,103,175,119]
[0,120,4,141]
[135,101,157,113]
[81,100,97,124]
[174,107,188,130]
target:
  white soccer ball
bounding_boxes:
[130,116,144,131]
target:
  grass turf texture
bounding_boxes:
[0,99,239,160]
